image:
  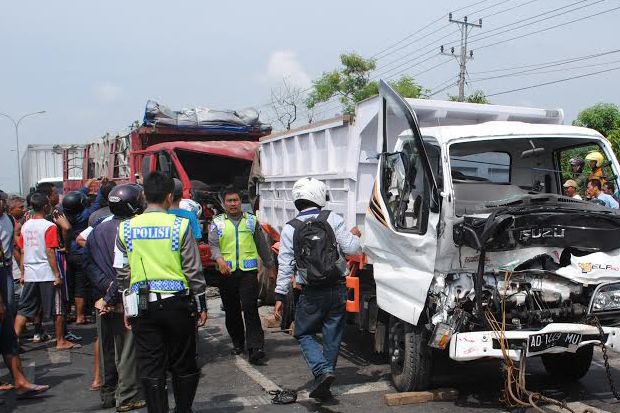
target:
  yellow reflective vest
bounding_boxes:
[213,213,258,272]
[118,211,190,293]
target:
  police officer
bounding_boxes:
[208,187,275,363]
[115,172,207,413]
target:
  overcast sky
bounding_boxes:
[1,0,618,193]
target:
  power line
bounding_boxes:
[469,0,602,45]
[370,0,490,59]
[467,0,513,17]
[479,0,538,19]
[428,76,459,93]
[371,0,551,81]
[486,66,620,97]
[261,1,616,122]
[262,1,525,115]
[469,48,620,74]
[370,17,448,60]
[373,28,458,74]
[469,57,620,82]
[477,4,620,50]
[428,81,460,97]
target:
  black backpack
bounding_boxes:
[288,210,342,286]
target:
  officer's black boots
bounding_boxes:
[172,372,200,413]
[142,378,169,413]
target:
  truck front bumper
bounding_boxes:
[449,323,620,361]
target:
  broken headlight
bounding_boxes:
[590,282,620,313]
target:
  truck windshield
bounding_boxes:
[175,149,252,196]
[449,137,616,215]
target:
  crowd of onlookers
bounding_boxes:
[563,152,620,209]
[0,179,149,411]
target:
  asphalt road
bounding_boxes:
[1,299,619,413]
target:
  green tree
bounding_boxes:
[573,103,620,159]
[448,90,490,104]
[573,103,620,136]
[306,53,425,115]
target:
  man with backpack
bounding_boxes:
[274,177,361,401]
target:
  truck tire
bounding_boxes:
[388,316,433,392]
[541,345,593,381]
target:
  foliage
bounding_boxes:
[448,90,490,104]
[573,103,620,160]
[572,103,620,137]
[306,53,425,115]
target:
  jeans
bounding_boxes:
[294,283,346,378]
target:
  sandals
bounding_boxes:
[269,389,297,404]
[56,343,82,351]
[0,382,14,391]
[16,384,49,399]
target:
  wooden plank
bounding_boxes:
[383,388,458,406]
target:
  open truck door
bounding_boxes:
[364,80,440,326]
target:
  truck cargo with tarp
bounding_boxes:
[63,100,271,272]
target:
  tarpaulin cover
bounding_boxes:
[143,100,271,135]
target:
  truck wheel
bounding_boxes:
[388,316,432,392]
[541,345,593,381]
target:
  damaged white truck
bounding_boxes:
[256,80,620,392]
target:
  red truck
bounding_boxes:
[62,101,271,275]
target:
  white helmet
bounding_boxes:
[179,198,203,219]
[292,177,327,208]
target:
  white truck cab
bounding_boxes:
[257,80,620,392]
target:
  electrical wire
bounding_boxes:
[469,49,620,75]
[373,28,459,75]
[371,22,452,62]
[370,0,491,60]
[477,4,620,50]
[480,0,538,19]
[486,65,620,97]
[468,0,595,43]
[467,0,514,18]
[469,57,620,83]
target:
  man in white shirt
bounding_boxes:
[563,179,583,200]
[14,193,80,351]
[0,191,49,397]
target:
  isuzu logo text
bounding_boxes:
[518,227,565,241]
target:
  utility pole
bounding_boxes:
[440,13,482,101]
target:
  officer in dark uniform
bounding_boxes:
[84,184,146,411]
[115,172,207,413]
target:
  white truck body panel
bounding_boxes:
[22,144,84,194]
[257,96,563,233]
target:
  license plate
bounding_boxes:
[526,332,583,356]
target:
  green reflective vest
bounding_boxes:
[118,211,190,293]
[213,213,258,272]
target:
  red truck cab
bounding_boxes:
[63,123,267,272]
